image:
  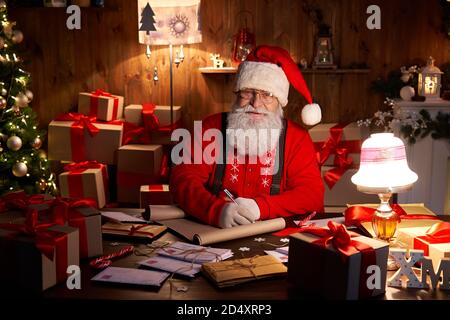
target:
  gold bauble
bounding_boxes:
[6,135,22,151]
[31,137,42,149]
[16,92,28,108]
[12,162,27,177]
[0,0,6,12]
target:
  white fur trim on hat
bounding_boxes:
[234,61,290,106]
[301,103,322,126]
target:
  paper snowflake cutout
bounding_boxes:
[280,238,289,243]
[239,247,250,252]
[261,177,270,188]
[230,173,239,183]
[254,237,266,242]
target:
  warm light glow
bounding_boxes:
[351,133,418,192]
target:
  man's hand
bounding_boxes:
[219,198,261,228]
[235,197,260,222]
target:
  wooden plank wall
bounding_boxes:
[9,0,450,130]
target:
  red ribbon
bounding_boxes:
[142,103,161,131]
[0,208,69,281]
[314,123,361,189]
[414,222,450,256]
[121,118,182,145]
[55,113,100,162]
[63,161,109,203]
[0,191,48,213]
[299,221,377,298]
[344,205,440,227]
[89,89,120,120]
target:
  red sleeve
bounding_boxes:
[254,121,324,219]
[169,113,227,227]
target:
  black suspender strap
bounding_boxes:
[210,113,287,196]
[211,112,228,196]
[270,119,287,195]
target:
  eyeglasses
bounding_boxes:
[237,89,275,104]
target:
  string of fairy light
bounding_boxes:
[0,1,56,195]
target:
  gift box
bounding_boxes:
[48,115,123,164]
[58,161,109,208]
[78,90,124,122]
[288,223,389,299]
[309,122,367,166]
[397,222,450,268]
[140,184,174,208]
[68,205,103,258]
[117,144,163,204]
[322,166,378,206]
[124,104,182,127]
[0,223,79,291]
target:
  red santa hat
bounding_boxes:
[234,45,322,126]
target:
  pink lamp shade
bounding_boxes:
[351,133,418,193]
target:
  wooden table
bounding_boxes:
[29,210,450,300]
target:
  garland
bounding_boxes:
[358,99,450,144]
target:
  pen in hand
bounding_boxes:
[223,188,239,206]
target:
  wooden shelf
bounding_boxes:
[199,67,238,74]
[199,67,370,75]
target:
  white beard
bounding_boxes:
[226,103,284,159]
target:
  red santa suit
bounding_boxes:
[170,112,324,227]
[170,45,324,227]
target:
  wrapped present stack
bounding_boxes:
[0,191,104,291]
[48,90,182,207]
[309,122,377,206]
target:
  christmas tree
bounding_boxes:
[0,1,56,196]
[139,3,157,34]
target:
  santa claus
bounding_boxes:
[170,45,324,228]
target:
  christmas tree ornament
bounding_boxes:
[0,96,6,109]
[232,11,256,63]
[25,89,33,102]
[0,132,7,142]
[1,88,7,96]
[153,66,159,82]
[12,162,27,177]
[0,0,5,12]
[11,30,24,44]
[6,135,22,151]
[16,92,28,107]
[38,179,47,191]
[31,137,42,149]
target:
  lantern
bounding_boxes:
[312,24,336,69]
[232,11,256,64]
[418,56,443,100]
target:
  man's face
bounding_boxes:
[235,88,280,117]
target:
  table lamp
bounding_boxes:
[138,0,202,127]
[351,133,418,241]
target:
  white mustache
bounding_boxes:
[234,105,270,115]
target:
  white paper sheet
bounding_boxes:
[101,211,145,223]
[138,255,202,277]
[91,267,169,286]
